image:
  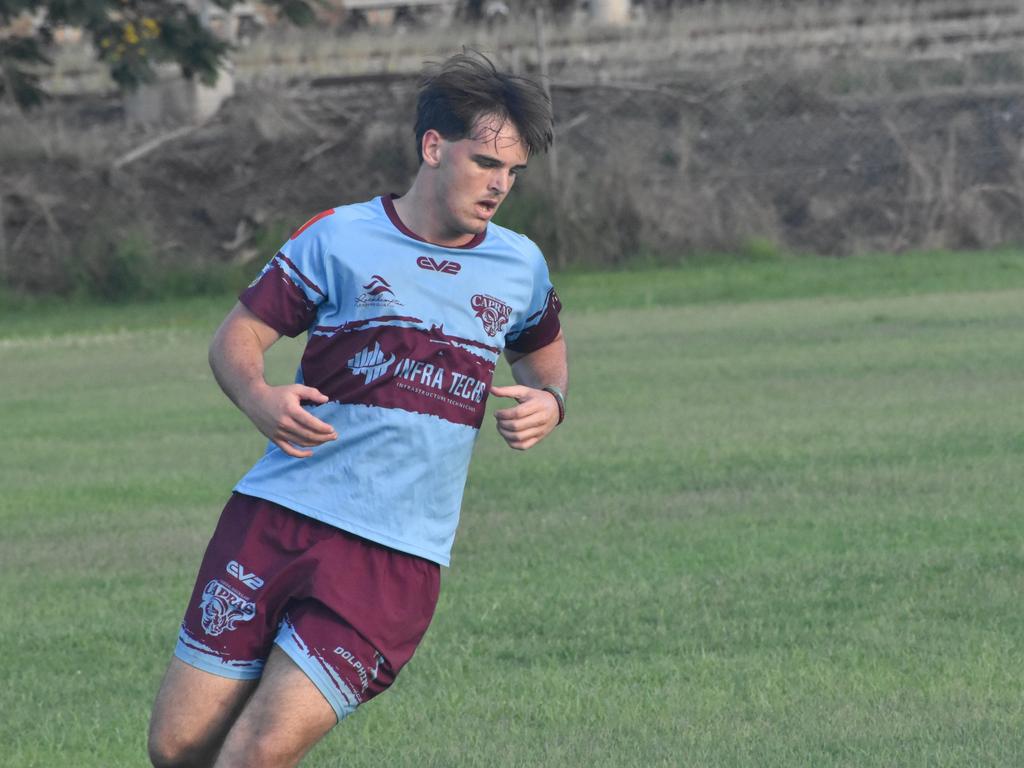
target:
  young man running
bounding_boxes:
[148,51,568,767]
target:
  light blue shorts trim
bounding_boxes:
[174,627,359,723]
[275,618,360,722]
[174,633,265,680]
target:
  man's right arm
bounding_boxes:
[209,302,337,459]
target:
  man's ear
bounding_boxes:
[421,129,444,168]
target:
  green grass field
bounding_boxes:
[2,249,1024,767]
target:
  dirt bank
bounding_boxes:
[4,59,1024,296]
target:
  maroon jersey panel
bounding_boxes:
[240,257,321,338]
[301,321,499,428]
[505,287,562,354]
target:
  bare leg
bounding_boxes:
[148,658,259,768]
[213,646,338,768]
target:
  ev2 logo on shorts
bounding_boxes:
[227,559,264,589]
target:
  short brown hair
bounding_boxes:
[414,51,554,162]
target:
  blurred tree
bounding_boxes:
[0,0,317,108]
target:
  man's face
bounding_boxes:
[427,114,529,240]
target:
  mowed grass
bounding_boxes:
[2,250,1024,766]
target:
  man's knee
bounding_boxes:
[148,657,258,767]
[216,731,305,768]
[147,723,213,768]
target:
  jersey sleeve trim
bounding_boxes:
[239,255,320,338]
[277,252,326,298]
[505,287,562,354]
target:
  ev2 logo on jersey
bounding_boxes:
[416,256,461,275]
[226,560,264,589]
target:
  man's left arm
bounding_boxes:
[490,330,568,451]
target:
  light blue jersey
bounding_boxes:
[234,195,561,565]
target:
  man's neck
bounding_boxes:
[393,180,476,248]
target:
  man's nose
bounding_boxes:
[489,170,510,194]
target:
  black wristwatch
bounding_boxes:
[541,385,565,425]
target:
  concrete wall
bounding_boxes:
[124,63,235,127]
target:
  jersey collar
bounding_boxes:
[382,194,487,250]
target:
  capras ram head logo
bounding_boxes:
[199,580,257,637]
[471,294,512,337]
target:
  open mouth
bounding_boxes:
[476,200,498,216]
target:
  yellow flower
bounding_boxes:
[123,22,139,45]
[141,18,160,38]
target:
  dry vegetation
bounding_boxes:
[4,0,1024,297]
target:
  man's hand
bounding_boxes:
[209,303,338,459]
[490,384,560,451]
[241,383,338,459]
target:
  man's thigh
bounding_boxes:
[214,646,337,768]
[148,658,258,766]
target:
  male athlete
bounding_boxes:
[148,51,567,767]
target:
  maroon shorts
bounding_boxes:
[174,493,440,720]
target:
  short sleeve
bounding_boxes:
[504,249,562,354]
[239,209,334,337]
